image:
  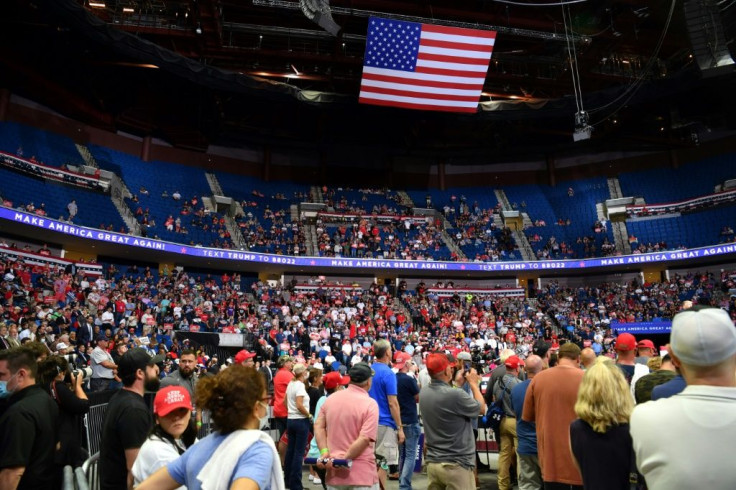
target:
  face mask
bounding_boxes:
[0,373,18,398]
[258,401,269,430]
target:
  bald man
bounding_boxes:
[580,348,596,370]
[510,355,543,490]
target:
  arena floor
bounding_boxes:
[299,467,502,489]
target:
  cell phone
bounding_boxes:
[464,361,471,372]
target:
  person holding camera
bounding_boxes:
[38,354,91,467]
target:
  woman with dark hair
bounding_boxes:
[132,386,197,487]
[37,354,90,467]
[137,365,285,490]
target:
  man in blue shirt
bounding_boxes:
[369,339,405,489]
[510,354,543,490]
[395,351,420,490]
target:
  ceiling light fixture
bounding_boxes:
[89,1,106,7]
[195,23,202,35]
[122,7,134,13]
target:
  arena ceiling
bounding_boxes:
[2,0,736,161]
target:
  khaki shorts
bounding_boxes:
[375,425,399,466]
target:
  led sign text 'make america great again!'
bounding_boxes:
[6,207,736,272]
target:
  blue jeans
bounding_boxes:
[285,417,310,490]
[398,423,421,490]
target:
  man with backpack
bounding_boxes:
[492,355,524,490]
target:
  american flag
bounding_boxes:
[359,17,496,113]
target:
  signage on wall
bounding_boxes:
[4,207,736,272]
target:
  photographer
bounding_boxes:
[38,354,91,467]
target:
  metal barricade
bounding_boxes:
[84,404,109,457]
[81,452,100,490]
[62,465,75,490]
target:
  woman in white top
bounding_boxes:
[132,385,196,487]
[284,363,310,490]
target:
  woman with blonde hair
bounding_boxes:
[137,365,285,490]
[284,363,311,490]
[569,356,637,490]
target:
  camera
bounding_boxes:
[60,353,78,364]
[73,367,93,379]
[65,366,93,383]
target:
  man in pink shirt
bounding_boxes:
[315,362,380,489]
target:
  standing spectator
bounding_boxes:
[580,348,596,370]
[160,349,201,429]
[634,354,676,404]
[570,357,635,490]
[484,349,517,407]
[160,349,198,399]
[131,386,196,486]
[307,370,350,489]
[90,333,117,392]
[100,348,161,490]
[314,362,379,489]
[0,347,59,490]
[259,358,274,395]
[394,351,420,490]
[284,363,311,490]
[631,307,736,489]
[613,333,649,398]
[235,349,257,367]
[67,200,77,221]
[369,339,405,488]
[510,355,543,490]
[137,365,284,490]
[272,354,295,438]
[634,339,656,365]
[650,351,686,400]
[493,355,524,490]
[522,342,584,489]
[419,353,485,490]
[38,355,90,467]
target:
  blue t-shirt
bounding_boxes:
[510,379,537,455]
[167,433,272,490]
[396,372,419,425]
[369,362,398,428]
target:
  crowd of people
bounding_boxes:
[0,247,736,489]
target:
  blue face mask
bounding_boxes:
[0,380,9,399]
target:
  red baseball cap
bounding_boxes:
[504,355,525,370]
[323,371,350,391]
[153,386,193,417]
[393,352,412,370]
[615,333,637,351]
[234,349,256,364]
[637,339,655,350]
[426,353,450,375]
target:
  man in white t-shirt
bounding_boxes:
[631,307,736,490]
[90,334,117,392]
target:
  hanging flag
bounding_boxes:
[359,16,496,113]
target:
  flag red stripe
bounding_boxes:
[419,38,494,54]
[421,23,497,40]
[361,72,483,91]
[417,52,493,66]
[359,85,480,102]
[415,65,489,79]
[358,97,478,113]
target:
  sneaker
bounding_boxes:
[312,477,321,485]
[308,475,314,481]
